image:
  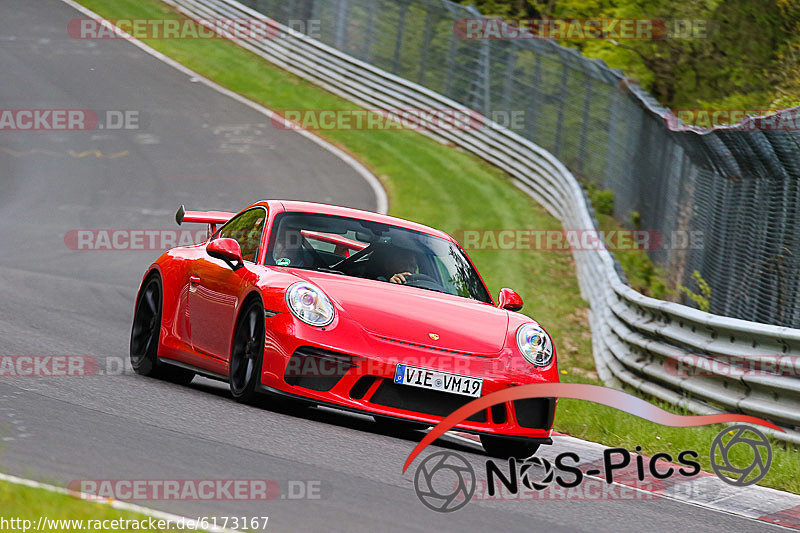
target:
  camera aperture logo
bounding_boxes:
[412,425,772,512]
[710,425,772,486]
[414,451,475,512]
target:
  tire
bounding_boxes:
[130,274,195,385]
[480,435,540,459]
[229,299,265,404]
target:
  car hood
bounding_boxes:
[291,271,509,355]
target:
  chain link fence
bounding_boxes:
[243,0,800,327]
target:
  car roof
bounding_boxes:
[250,200,456,243]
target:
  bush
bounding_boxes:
[585,182,615,216]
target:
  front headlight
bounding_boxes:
[286,282,335,327]
[516,323,554,367]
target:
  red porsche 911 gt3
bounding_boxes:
[130,200,558,458]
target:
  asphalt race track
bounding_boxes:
[0,1,787,531]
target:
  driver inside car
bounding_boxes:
[387,253,418,284]
[372,245,419,284]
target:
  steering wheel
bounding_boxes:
[403,273,443,291]
[306,245,328,269]
[330,244,372,273]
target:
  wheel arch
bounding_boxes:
[133,267,162,314]
[238,290,265,322]
[228,289,266,355]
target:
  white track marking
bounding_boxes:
[0,471,244,533]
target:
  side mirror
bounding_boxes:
[207,238,244,270]
[497,288,523,311]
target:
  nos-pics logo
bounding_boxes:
[413,425,772,512]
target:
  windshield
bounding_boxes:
[265,212,492,303]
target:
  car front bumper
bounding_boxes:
[259,313,558,441]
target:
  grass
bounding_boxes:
[75,0,800,494]
[584,182,669,299]
[0,479,191,532]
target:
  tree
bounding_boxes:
[456,0,798,109]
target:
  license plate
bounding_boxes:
[393,364,483,398]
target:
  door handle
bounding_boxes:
[189,275,201,285]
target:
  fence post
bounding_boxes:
[553,61,570,159]
[524,54,542,141]
[444,29,457,98]
[392,0,410,74]
[501,43,517,126]
[577,75,593,173]
[334,0,348,50]
[466,39,491,118]
[417,11,437,86]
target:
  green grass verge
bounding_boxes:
[75,0,799,494]
[0,479,191,532]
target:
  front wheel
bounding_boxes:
[130,274,194,384]
[480,435,540,459]
[229,300,265,404]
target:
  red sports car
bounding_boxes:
[130,200,558,458]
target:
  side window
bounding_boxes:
[216,208,266,263]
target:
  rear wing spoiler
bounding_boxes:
[301,230,367,257]
[175,205,235,234]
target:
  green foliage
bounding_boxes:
[457,0,799,109]
[585,182,615,216]
[769,1,800,108]
[586,192,667,298]
[630,210,641,229]
[615,240,668,299]
[678,270,712,312]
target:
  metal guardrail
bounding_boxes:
[164,0,800,443]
